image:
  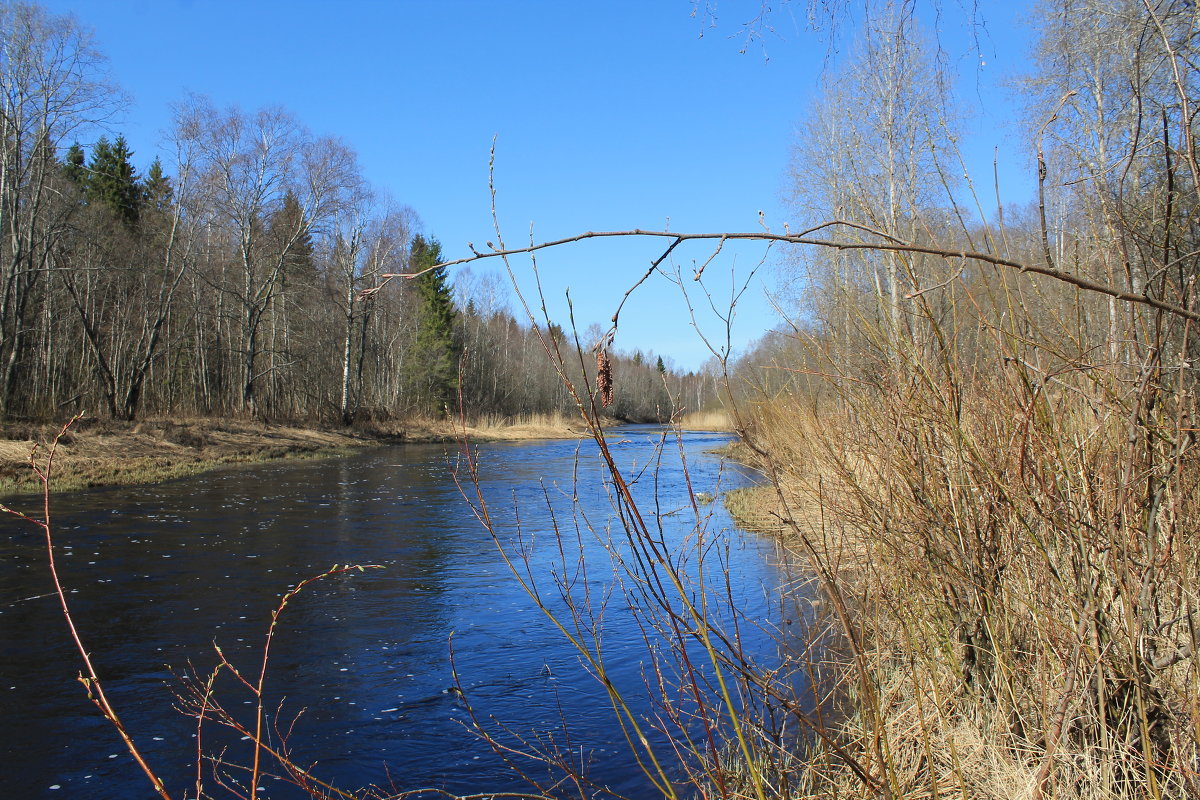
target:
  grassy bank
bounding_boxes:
[717,371,1200,799]
[675,409,735,432]
[0,412,591,496]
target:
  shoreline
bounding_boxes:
[0,415,596,497]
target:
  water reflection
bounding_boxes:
[0,428,801,799]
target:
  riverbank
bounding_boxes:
[716,375,1200,799]
[0,413,594,496]
[674,409,734,432]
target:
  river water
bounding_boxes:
[0,427,803,799]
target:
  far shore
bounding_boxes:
[0,414,594,497]
[0,409,736,498]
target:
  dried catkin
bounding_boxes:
[596,350,614,408]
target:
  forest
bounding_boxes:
[0,2,717,427]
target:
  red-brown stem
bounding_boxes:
[3,415,174,800]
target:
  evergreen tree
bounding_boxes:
[269,191,315,281]
[62,142,86,186]
[408,234,460,413]
[86,134,140,225]
[141,157,173,213]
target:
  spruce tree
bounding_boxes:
[408,234,460,414]
[269,191,315,281]
[62,142,86,186]
[86,134,140,225]
[141,157,173,213]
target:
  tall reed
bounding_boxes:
[730,279,1200,799]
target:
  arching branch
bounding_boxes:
[360,225,1200,324]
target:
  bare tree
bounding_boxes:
[787,3,958,361]
[325,190,414,423]
[179,97,358,416]
[0,2,121,412]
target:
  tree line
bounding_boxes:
[729,0,1198,405]
[0,2,714,425]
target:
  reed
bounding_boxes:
[676,410,736,432]
[725,296,1200,799]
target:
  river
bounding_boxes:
[0,427,804,799]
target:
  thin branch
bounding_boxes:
[607,236,683,341]
[905,260,966,299]
[1036,90,1077,273]
[0,416,174,800]
[365,226,1200,324]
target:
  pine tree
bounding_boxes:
[408,234,460,414]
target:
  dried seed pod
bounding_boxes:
[596,349,614,408]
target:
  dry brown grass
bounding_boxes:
[0,418,372,496]
[677,409,736,431]
[726,364,1200,799]
[457,411,592,440]
[364,411,592,442]
[0,413,592,496]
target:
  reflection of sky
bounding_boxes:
[0,430,809,799]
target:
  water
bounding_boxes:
[0,427,801,799]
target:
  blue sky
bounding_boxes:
[42,0,1037,371]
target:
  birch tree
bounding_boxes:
[326,191,414,423]
[179,97,357,415]
[0,2,120,412]
[788,4,957,361]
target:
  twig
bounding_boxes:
[905,259,966,299]
[0,415,174,800]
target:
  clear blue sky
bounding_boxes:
[41,0,1036,372]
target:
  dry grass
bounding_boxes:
[456,410,592,440]
[0,418,372,496]
[365,411,592,442]
[726,361,1200,799]
[677,409,735,431]
[0,413,592,496]
[723,485,788,535]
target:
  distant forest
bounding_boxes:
[0,3,720,424]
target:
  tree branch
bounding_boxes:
[363,226,1200,323]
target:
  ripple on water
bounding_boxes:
[0,430,791,800]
